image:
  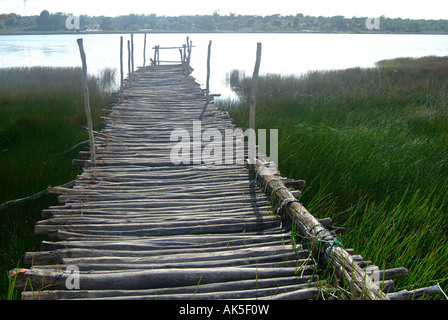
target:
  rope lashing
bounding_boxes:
[271,185,289,196]
[326,237,344,261]
[277,198,300,216]
[308,223,324,235]
[254,162,344,262]
[306,223,344,262]
[253,161,275,184]
[263,177,281,192]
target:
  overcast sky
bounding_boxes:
[1,0,447,19]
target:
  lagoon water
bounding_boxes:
[1,33,448,99]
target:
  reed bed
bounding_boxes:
[0,67,114,298]
[218,56,448,298]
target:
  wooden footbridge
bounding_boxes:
[9,39,443,301]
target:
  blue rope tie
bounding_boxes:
[306,223,344,262]
[314,228,328,239]
[308,223,324,234]
[326,237,344,261]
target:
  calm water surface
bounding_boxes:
[1,33,448,99]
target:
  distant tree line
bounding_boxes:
[1,10,448,34]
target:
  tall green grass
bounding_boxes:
[0,67,115,299]
[218,56,448,298]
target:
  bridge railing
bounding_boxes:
[151,37,194,74]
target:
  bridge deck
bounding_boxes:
[13,65,323,300]
[10,64,443,301]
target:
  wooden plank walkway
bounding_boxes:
[10,63,443,301]
[11,65,318,300]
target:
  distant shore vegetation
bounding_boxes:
[1,11,448,34]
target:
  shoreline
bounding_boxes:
[2,30,448,36]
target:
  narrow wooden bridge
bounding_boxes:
[9,41,443,301]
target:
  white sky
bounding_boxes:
[1,0,447,19]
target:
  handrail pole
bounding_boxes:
[76,38,96,164]
[131,33,134,73]
[127,40,131,75]
[249,42,262,175]
[143,33,147,68]
[120,36,124,99]
[206,40,212,104]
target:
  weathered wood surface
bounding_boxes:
[10,64,440,300]
[255,160,388,300]
[76,38,96,163]
[10,64,320,300]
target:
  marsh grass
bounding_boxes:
[0,67,114,299]
[218,56,448,298]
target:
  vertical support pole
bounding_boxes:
[187,40,192,70]
[153,46,157,65]
[249,42,262,175]
[120,36,123,99]
[127,40,131,75]
[185,37,189,65]
[76,38,96,164]
[131,33,134,73]
[143,33,147,68]
[179,48,183,62]
[206,40,212,104]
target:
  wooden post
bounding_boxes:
[185,37,189,63]
[206,40,212,104]
[179,48,183,62]
[249,43,262,170]
[143,33,147,68]
[255,159,389,300]
[187,40,192,69]
[153,45,160,65]
[127,40,131,75]
[76,38,96,164]
[120,36,123,99]
[131,33,134,73]
[153,46,157,65]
